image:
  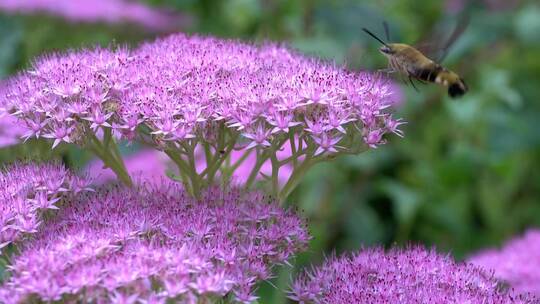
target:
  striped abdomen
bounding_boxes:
[412,63,443,83]
[411,63,468,98]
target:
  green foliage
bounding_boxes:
[0,16,22,77]
[1,0,540,302]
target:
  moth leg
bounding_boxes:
[398,74,408,86]
[379,69,396,78]
[415,77,427,85]
[408,76,420,92]
[378,68,395,74]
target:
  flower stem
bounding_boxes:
[204,133,238,186]
[289,131,298,169]
[270,152,280,198]
[278,153,314,203]
[88,131,133,187]
[164,148,197,198]
[244,148,269,190]
[181,141,202,199]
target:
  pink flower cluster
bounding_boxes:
[468,229,540,296]
[0,33,400,153]
[0,181,309,303]
[290,246,536,304]
[0,0,190,31]
[0,162,91,250]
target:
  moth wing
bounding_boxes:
[415,15,469,63]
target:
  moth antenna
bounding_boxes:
[383,21,391,41]
[362,28,389,47]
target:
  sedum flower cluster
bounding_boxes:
[0,162,91,250]
[0,180,309,303]
[0,0,190,32]
[0,33,401,199]
[290,246,536,304]
[468,229,540,296]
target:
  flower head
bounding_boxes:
[0,162,91,249]
[0,181,309,303]
[0,34,403,196]
[468,229,540,296]
[290,246,536,304]
[1,33,400,155]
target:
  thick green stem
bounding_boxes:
[200,150,220,179]
[289,131,298,169]
[278,153,314,203]
[88,131,133,187]
[162,127,239,198]
[164,148,195,197]
[243,137,289,192]
[103,127,112,149]
[204,134,238,186]
[270,153,280,198]
[181,141,202,199]
[203,142,212,166]
[244,148,269,190]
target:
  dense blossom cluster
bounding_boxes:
[290,246,536,304]
[0,33,399,152]
[0,0,189,31]
[0,162,90,249]
[0,182,309,303]
[468,229,540,296]
[0,33,401,196]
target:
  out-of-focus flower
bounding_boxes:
[0,162,91,249]
[0,0,191,32]
[290,246,536,304]
[0,182,309,303]
[468,229,540,296]
[0,33,402,197]
[0,114,25,148]
[86,149,169,184]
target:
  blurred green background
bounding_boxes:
[1,0,540,302]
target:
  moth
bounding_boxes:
[363,20,468,98]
